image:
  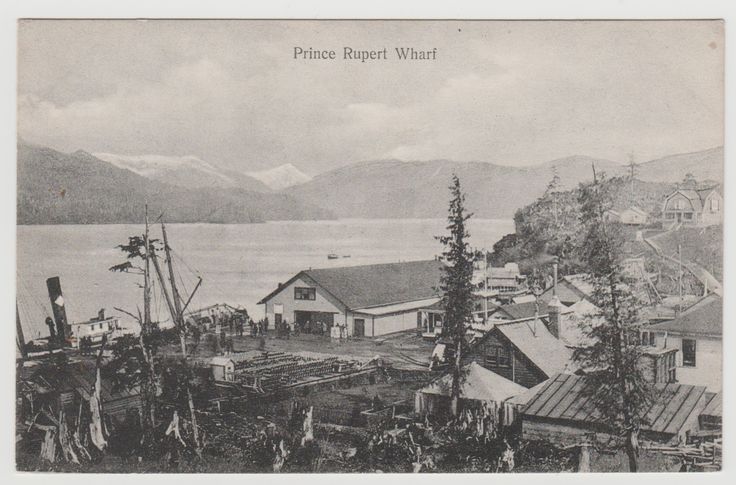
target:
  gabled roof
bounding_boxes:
[523,373,708,436]
[494,301,543,320]
[663,188,721,212]
[648,294,722,337]
[538,275,593,306]
[624,206,648,217]
[492,320,576,377]
[696,187,721,202]
[488,267,520,280]
[701,392,722,418]
[420,362,526,402]
[259,259,445,310]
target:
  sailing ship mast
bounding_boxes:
[151,219,203,457]
[16,303,28,359]
[141,204,157,428]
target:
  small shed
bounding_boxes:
[210,351,266,381]
[415,362,525,417]
[522,373,710,446]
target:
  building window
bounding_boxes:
[485,345,511,368]
[682,339,696,367]
[497,346,511,367]
[294,287,316,300]
[640,331,655,347]
[684,212,693,220]
[711,198,719,211]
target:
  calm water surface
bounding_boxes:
[17,219,513,339]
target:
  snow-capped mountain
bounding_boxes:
[246,163,312,190]
[93,152,271,192]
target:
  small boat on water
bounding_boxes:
[342,255,351,258]
[327,253,339,260]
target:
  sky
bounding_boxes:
[17,20,724,175]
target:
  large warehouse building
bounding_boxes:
[258,259,445,337]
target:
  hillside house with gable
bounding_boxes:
[662,186,722,226]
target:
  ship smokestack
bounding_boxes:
[46,276,69,344]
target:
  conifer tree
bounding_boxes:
[437,174,476,417]
[573,172,652,472]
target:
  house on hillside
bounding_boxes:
[464,317,576,388]
[644,294,722,392]
[487,263,527,294]
[521,373,711,446]
[604,206,648,226]
[258,259,445,337]
[662,187,722,226]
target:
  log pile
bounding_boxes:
[644,439,722,471]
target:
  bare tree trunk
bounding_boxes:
[179,332,202,458]
[451,340,462,417]
[625,429,639,472]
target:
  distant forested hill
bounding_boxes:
[489,176,679,279]
[286,156,623,220]
[285,148,722,220]
[17,143,334,224]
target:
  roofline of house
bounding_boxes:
[257,270,350,310]
[352,294,442,311]
[489,325,552,379]
[649,327,722,339]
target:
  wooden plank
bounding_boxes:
[524,374,568,416]
[537,374,580,418]
[662,386,705,435]
[643,383,680,430]
[650,385,693,433]
[520,377,557,414]
[571,382,610,423]
[547,375,589,419]
[560,380,598,420]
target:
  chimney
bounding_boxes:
[552,261,558,296]
[46,276,68,344]
[547,296,562,339]
[638,348,677,384]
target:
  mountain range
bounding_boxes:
[286,147,723,219]
[17,143,333,224]
[246,164,312,191]
[93,152,312,192]
[93,152,273,192]
[17,142,722,224]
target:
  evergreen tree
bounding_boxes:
[109,234,160,446]
[573,172,652,472]
[437,174,476,416]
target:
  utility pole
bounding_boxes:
[628,153,637,205]
[678,243,683,315]
[483,251,489,321]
